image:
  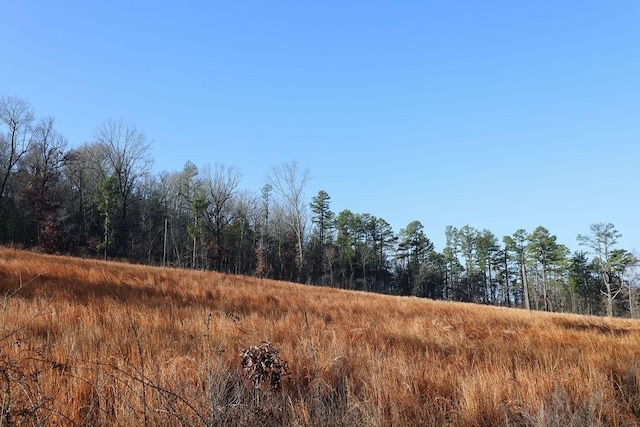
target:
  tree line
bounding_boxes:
[1,95,638,317]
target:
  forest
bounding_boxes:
[1,95,638,317]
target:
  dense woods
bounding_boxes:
[1,95,637,317]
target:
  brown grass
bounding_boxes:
[1,247,640,426]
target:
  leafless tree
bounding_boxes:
[202,163,242,270]
[577,223,622,317]
[269,161,310,280]
[93,119,152,255]
[0,96,34,207]
[62,143,107,251]
[629,250,640,318]
[157,162,203,268]
[19,117,67,248]
[229,189,259,274]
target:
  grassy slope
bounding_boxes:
[1,247,640,426]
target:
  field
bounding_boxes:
[1,247,640,426]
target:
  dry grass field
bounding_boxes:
[1,247,640,426]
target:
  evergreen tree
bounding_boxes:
[310,190,334,247]
[309,190,335,285]
[527,226,559,311]
[335,210,357,289]
[476,229,499,304]
[504,229,531,310]
[370,217,396,292]
[443,226,463,300]
[457,225,478,302]
[397,221,434,296]
[568,251,601,315]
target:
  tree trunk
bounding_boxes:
[521,263,531,310]
[629,273,634,318]
[504,250,510,307]
[542,264,549,311]
[604,273,614,317]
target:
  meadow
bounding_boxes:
[1,247,639,426]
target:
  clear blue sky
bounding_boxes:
[2,1,639,253]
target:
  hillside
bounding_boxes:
[0,247,639,426]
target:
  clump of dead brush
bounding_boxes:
[240,342,289,405]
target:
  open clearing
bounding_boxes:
[1,247,639,426]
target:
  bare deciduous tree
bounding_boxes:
[93,119,152,255]
[203,163,242,271]
[0,96,34,206]
[577,223,622,317]
[19,117,68,248]
[269,161,310,280]
[62,142,111,248]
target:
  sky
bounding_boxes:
[2,1,639,253]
